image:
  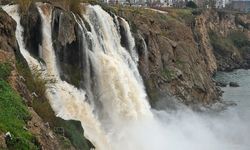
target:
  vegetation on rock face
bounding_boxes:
[15,57,48,102]
[15,52,92,149]
[16,0,33,14]
[62,0,83,15]
[208,28,250,71]
[15,0,90,16]
[0,62,39,150]
[0,62,12,80]
[161,68,175,81]
[229,31,250,49]
[209,30,250,55]
[209,31,235,55]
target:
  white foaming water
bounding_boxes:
[3,3,250,150]
[2,5,41,70]
[37,3,111,149]
[83,5,151,121]
[119,17,138,63]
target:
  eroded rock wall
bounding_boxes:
[118,9,219,107]
[201,10,250,71]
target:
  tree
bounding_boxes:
[186,1,198,8]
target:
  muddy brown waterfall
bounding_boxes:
[3,3,250,150]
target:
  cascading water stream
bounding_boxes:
[82,5,152,122]
[118,17,138,63]
[2,5,41,70]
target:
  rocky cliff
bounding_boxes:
[115,8,219,107]
[114,7,250,107]
[202,10,250,71]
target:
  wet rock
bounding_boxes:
[52,8,83,88]
[216,81,227,87]
[20,3,42,57]
[229,82,239,87]
[0,0,13,5]
[52,8,76,46]
[121,9,220,106]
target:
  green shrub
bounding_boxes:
[192,9,202,15]
[209,31,235,55]
[6,136,39,150]
[15,58,53,102]
[161,68,174,80]
[186,1,198,9]
[0,62,12,80]
[229,31,250,48]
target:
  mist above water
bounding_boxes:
[108,100,250,150]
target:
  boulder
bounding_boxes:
[216,81,227,87]
[229,82,239,87]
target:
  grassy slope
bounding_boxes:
[0,62,39,150]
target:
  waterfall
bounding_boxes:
[2,5,41,70]
[118,17,139,63]
[3,3,153,150]
[4,3,250,150]
[82,5,152,122]
[4,4,110,149]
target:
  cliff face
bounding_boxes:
[116,8,250,107]
[201,10,250,71]
[118,8,219,107]
[0,8,18,53]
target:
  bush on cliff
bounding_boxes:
[209,31,236,55]
[0,62,12,80]
[186,1,197,9]
[16,0,33,14]
[229,31,250,49]
[62,0,85,15]
[210,30,250,55]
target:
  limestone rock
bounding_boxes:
[121,8,219,106]
[20,3,42,57]
[0,8,18,52]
